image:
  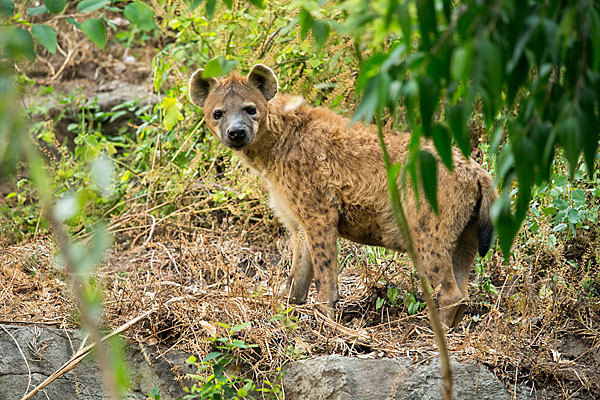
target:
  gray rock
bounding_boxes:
[282,354,510,400]
[0,324,189,400]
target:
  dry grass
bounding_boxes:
[1,180,599,398]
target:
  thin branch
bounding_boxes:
[20,297,190,400]
[1,324,32,398]
[375,113,453,400]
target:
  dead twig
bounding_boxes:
[20,296,190,400]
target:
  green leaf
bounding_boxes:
[442,0,451,22]
[376,297,384,311]
[567,208,580,224]
[202,352,222,362]
[186,0,202,10]
[0,0,14,17]
[553,197,568,211]
[230,339,249,348]
[552,223,567,233]
[186,355,197,364]
[557,116,582,177]
[479,39,503,124]
[387,287,398,305]
[90,156,114,197]
[450,46,471,83]
[44,0,66,13]
[66,17,82,29]
[512,134,535,199]
[506,53,528,107]
[353,76,379,124]
[161,97,184,130]
[77,0,109,13]
[26,5,48,15]
[222,0,232,8]
[506,16,537,73]
[418,75,439,137]
[578,90,599,176]
[489,123,504,155]
[590,9,600,70]
[246,0,264,8]
[448,104,470,156]
[431,124,453,171]
[554,175,567,187]
[54,194,78,222]
[403,79,419,128]
[312,20,329,50]
[5,28,35,61]
[231,321,252,332]
[31,24,57,54]
[419,150,438,214]
[571,189,586,205]
[416,0,437,50]
[124,1,157,31]
[375,73,390,115]
[389,162,402,180]
[81,18,107,49]
[299,8,313,40]
[205,0,216,19]
[202,56,239,78]
[490,190,518,256]
[396,2,411,47]
[356,53,386,93]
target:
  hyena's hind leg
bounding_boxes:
[416,241,466,329]
[450,221,479,327]
[286,232,313,304]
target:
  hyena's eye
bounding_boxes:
[244,106,256,116]
[213,110,223,120]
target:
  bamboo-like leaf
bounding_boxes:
[419,75,439,137]
[431,124,453,171]
[419,150,438,214]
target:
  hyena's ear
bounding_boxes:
[189,69,217,108]
[247,64,278,101]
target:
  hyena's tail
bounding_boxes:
[475,173,497,257]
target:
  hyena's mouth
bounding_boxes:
[228,142,247,150]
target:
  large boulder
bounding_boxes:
[283,354,508,400]
[0,324,189,400]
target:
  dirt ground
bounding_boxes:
[1,18,600,399]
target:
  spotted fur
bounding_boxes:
[189,64,497,328]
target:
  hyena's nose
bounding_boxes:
[227,127,246,141]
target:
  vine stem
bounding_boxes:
[21,136,121,400]
[375,113,453,400]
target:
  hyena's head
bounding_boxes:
[189,64,278,150]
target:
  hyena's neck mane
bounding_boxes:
[238,93,311,173]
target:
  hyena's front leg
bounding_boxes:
[286,232,313,304]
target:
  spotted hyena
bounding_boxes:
[189,64,497,328]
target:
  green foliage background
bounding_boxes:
[2,0,599,254]
[1,0,599,398]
